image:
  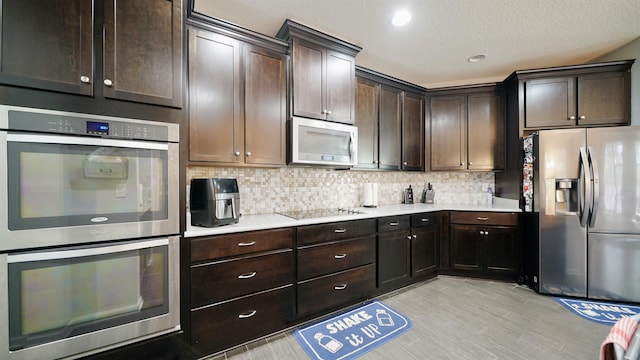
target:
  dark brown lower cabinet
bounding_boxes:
[190,286,294,355]
[377,216,411,290]
[410,213,439,278]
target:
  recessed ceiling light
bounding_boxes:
[391,10,412,27]
[468,53,487,63]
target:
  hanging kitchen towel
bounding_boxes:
[294,300,411,360]
[600,314,640,360]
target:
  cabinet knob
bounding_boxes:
[479,230,484,235]
[80,75,90,83]
[485,231,490,236]
[407,235,412,240]
[246,151,252,157]
[234,151,241,156]
[103,79,113,87]
[568,116,576,120]
[413,234,417,239]
[460,162,465,166]
[327,110,332,115]
[579,115,586,120]
[322,109,328,114]
[403,161,408,165]
[469,162,473,165]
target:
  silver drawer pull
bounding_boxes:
[238,241,256,247]
[334,284,347,290]
[238,310,257,319]
[421,218,430,222]
[334,229,347,233]
[389,222,399,226]
[476,217,489,221]
[334,254,347,259]
[238,272,257,279]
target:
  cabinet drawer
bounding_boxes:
[449,211,519,226]
[297,219,376,246]
[191,286,294,355]
[298,236,376,280]
[410,212,438,228]
[297,264,376,316]
[191,250,294,307]
[377,215,410,232]
[191,228,293,263]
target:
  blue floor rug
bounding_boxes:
[294,300,412,360]
[554,297,640,325]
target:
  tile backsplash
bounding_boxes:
[187,166,495,215]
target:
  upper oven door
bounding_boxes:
[0,133,179,251]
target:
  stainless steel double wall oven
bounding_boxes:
[0,105,180,360]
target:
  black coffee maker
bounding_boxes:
[190,178,240,227]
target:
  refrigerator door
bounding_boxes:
[537,129,588,297]
[586,127,640,234]
[588,233,640,302]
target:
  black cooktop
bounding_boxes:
[278,208,366,220]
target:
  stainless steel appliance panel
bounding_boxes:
[290,116,357,167]
[537,129,587,297]
[588,233,640,302]
[586,127,640,234]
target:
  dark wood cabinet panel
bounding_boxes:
[524,77,575,128]
[411,223,438,277]
[188,26,287,166]
[297,236,376,280]
[0,0,182,108]
[577,71,629,126]
[430,95,466,170]
[103,0,182,107]
[355,77,379,169]
[485,226,520,275]
[378,85,402,170]
[297,264,376,316]
[191,228,293,263]
[401,92,425,171]
[326,50,356,123]
[291,38,325,120]
[191,250,294,307]
[244,45,287,165]
[297,219,376,246]
[450,224,484,271]
[467,92,505,171]
[429,86,505,171]
[450,211,519,226]
[377,229,411,288]
[377,215,411,233]
[188,29,242,163]
[0,0,93,95]
[191,286,294,355]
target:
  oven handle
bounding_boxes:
[7,238,169,263]
[6,133,168,150]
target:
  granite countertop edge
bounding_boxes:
[184,200,522,238]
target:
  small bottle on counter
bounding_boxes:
[487,187,493,205]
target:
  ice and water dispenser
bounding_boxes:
[546,178,579,215]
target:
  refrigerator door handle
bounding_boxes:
[588,146,599,228]
[579,146,592,227]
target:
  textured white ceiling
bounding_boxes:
[193,0,640,88]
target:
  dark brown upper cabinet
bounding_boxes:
[429,84,505,171]
[0,0,183,108]
[277,20,361,124]
[187,17,288,166]
[355,67,426,171]
[509,60,634,130]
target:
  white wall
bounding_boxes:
[593,37,640,125]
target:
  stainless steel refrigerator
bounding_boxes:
[524,127,640,302]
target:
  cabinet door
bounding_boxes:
[378,85,401,170]
[355,77,379,169]
[411,226,438,277]
[244,46,287,165]
[484,226,520,275]
[377,230,411,288]
[450,224,483,272]
[430,95,465,170]
[524,77,576,128]
[467,92,505,171]
[0,0,93,95]
[577,71,629,126]
[402,92,425,171]
[326,50,356,124]
[291,38,325,120]
[103,0,182,107]
[188,29,242,163]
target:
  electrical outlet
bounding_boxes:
[115,183,127,198]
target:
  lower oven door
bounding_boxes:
[0,236,180,360]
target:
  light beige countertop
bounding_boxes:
[184,198,520,238]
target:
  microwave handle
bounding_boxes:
[349,131,355,161]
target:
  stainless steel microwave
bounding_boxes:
[290,117,357,168]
